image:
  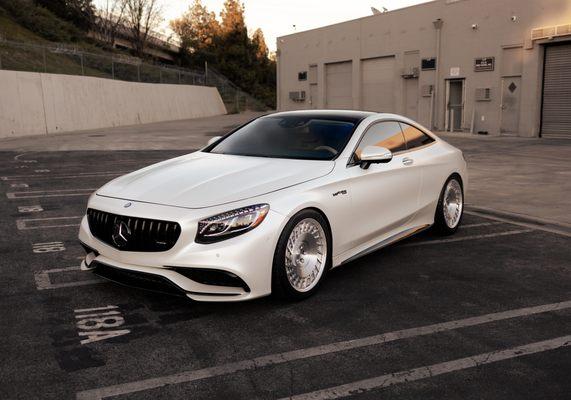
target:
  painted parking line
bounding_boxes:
[75,299,571,400]
[1,171,128,181]
[460,221,503,228]
[282,335,571,400]
[7,188,96,199]
[34,266,103,290]
[17,216,82,230]
[465,208,571,238]
[402,229,534,247]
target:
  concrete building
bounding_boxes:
[276,0,571,138]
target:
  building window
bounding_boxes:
[298,71,308,81]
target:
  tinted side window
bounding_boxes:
[400,123,434,149]
[355,121,406,159]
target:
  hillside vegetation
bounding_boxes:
[0,0,275,109]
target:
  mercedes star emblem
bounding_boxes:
[111,220,131,248]
[124,202,132,208]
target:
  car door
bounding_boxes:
[399,122,438,215]
[343,120,422,251]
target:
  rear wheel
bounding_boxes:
[433,175,464,235]
[272,210,331,300]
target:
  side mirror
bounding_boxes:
[359,146,393,169]
[207,136,222,146]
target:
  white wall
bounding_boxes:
[0,70,227,138]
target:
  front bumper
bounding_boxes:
[78,195,285,302]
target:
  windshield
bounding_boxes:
[206,115,358,160]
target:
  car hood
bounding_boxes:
[97,151,334,209]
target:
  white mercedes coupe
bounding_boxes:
[79,110,467,301]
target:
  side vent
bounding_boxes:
[421,84,434,97]
[475,88,492,102]
[531,23,571,41]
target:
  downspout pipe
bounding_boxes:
[432,18,443,131]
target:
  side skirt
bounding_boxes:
[337,224,431,266]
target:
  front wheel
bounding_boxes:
[433,175,464,235]
[272,210,331,301]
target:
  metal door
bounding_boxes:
[500,77,521,134]
[325,61,353,109]
[360,56,396,112]
[541,43,571,137]
[404,78,419,120]
[309,84,318,109]
[445,79,464,131]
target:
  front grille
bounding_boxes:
[93,262,185,296]
[87,208,181,252]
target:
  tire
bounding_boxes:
[272,209,332,301]
[433,175,464,236]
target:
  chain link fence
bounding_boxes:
[0,38,270,113]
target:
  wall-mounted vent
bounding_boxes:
[531,23,571,41]
[289,91,306,102]
[421,58,436,70]
[401,67,419,79]
[475,87,492,101]
[298,71,308,81]
[421,84,434,97]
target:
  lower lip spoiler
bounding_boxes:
[88,260,245,299]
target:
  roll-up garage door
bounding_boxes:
[325,61,353,109]
[542,43,571,137]
[361,56,396,112]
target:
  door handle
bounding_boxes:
[402,157,414,166]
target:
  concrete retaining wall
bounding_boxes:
[0,70,227,138]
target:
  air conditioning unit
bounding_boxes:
[289,91,306,102]
[475,88,492,102]
[401,67,420,79]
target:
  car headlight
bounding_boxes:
[196,204,270,244]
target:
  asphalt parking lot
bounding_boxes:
[1,120,570,399]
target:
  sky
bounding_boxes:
[95,0,432,51]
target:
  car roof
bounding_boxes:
[265,109,377,123]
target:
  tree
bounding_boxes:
[219,0,246,36]
[93,0,128,47]
[170,0,220,53]
[169,0,277,108]
[124,0,163,57]
[251,28,268,61]
[35,0,95,31]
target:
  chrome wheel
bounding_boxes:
[443,179,463,229]
[284,218,327,293]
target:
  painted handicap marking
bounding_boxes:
[33,241,66,253]
[34,266,103,290]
